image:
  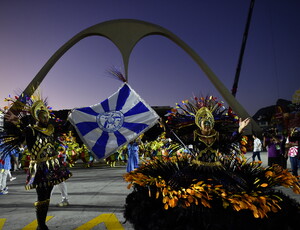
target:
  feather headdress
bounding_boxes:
[167,96,239,133]
[0,88,54,159]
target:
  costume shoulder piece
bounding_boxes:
[32,124,55,136]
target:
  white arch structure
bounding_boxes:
[19,19,260,132]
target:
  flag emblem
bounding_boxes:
[68,83,159,159]
[97,111,124,132]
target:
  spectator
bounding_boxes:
[252,134,262,162]
[51,142,70,207]
[288,144,299,176]
[51,181,70,207]
[280,134,288,169]
[264,135,281,166]
[286,128,299,176]
[126,140,140,172]
[11,148,20,171]
[7,170,16,181]
[0,150,12,195]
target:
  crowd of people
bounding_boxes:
[262,128,299,175]
[248,128,299,177]
[1,92,299,230]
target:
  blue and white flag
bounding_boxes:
[68,83,159,159]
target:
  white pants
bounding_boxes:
[0,169,9,190]
[51,181,68,201]
[7,170,12,179]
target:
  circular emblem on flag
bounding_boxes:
[97,111,124,132]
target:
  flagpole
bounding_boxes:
[165,124,195,157]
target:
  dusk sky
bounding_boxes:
[1,0,299,116]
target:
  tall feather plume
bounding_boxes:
[106,67,127,83]
[0,87,53,160]
[4,87,49,118]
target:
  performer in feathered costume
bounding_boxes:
[124,96,300,230]
[0,93,72,230]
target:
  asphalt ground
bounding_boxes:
[0,152,299,230]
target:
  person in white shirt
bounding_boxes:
[252,134,262,161]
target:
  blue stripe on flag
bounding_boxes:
[116,84,130,111]
[114,130,127,146]
[122,122,148,134]
[76,107,99,116]
[101,99,110,112]
[76,122,99,136]
[123,101,149,117]
[92,132,109,158]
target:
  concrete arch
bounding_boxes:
[20,19,260,132]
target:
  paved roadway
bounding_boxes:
[0,152,299,230]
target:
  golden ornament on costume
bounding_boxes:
[31,100,50,121]
[195,107,214,129]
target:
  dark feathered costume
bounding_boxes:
[1,94,71,230]
[124,96,300,230]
